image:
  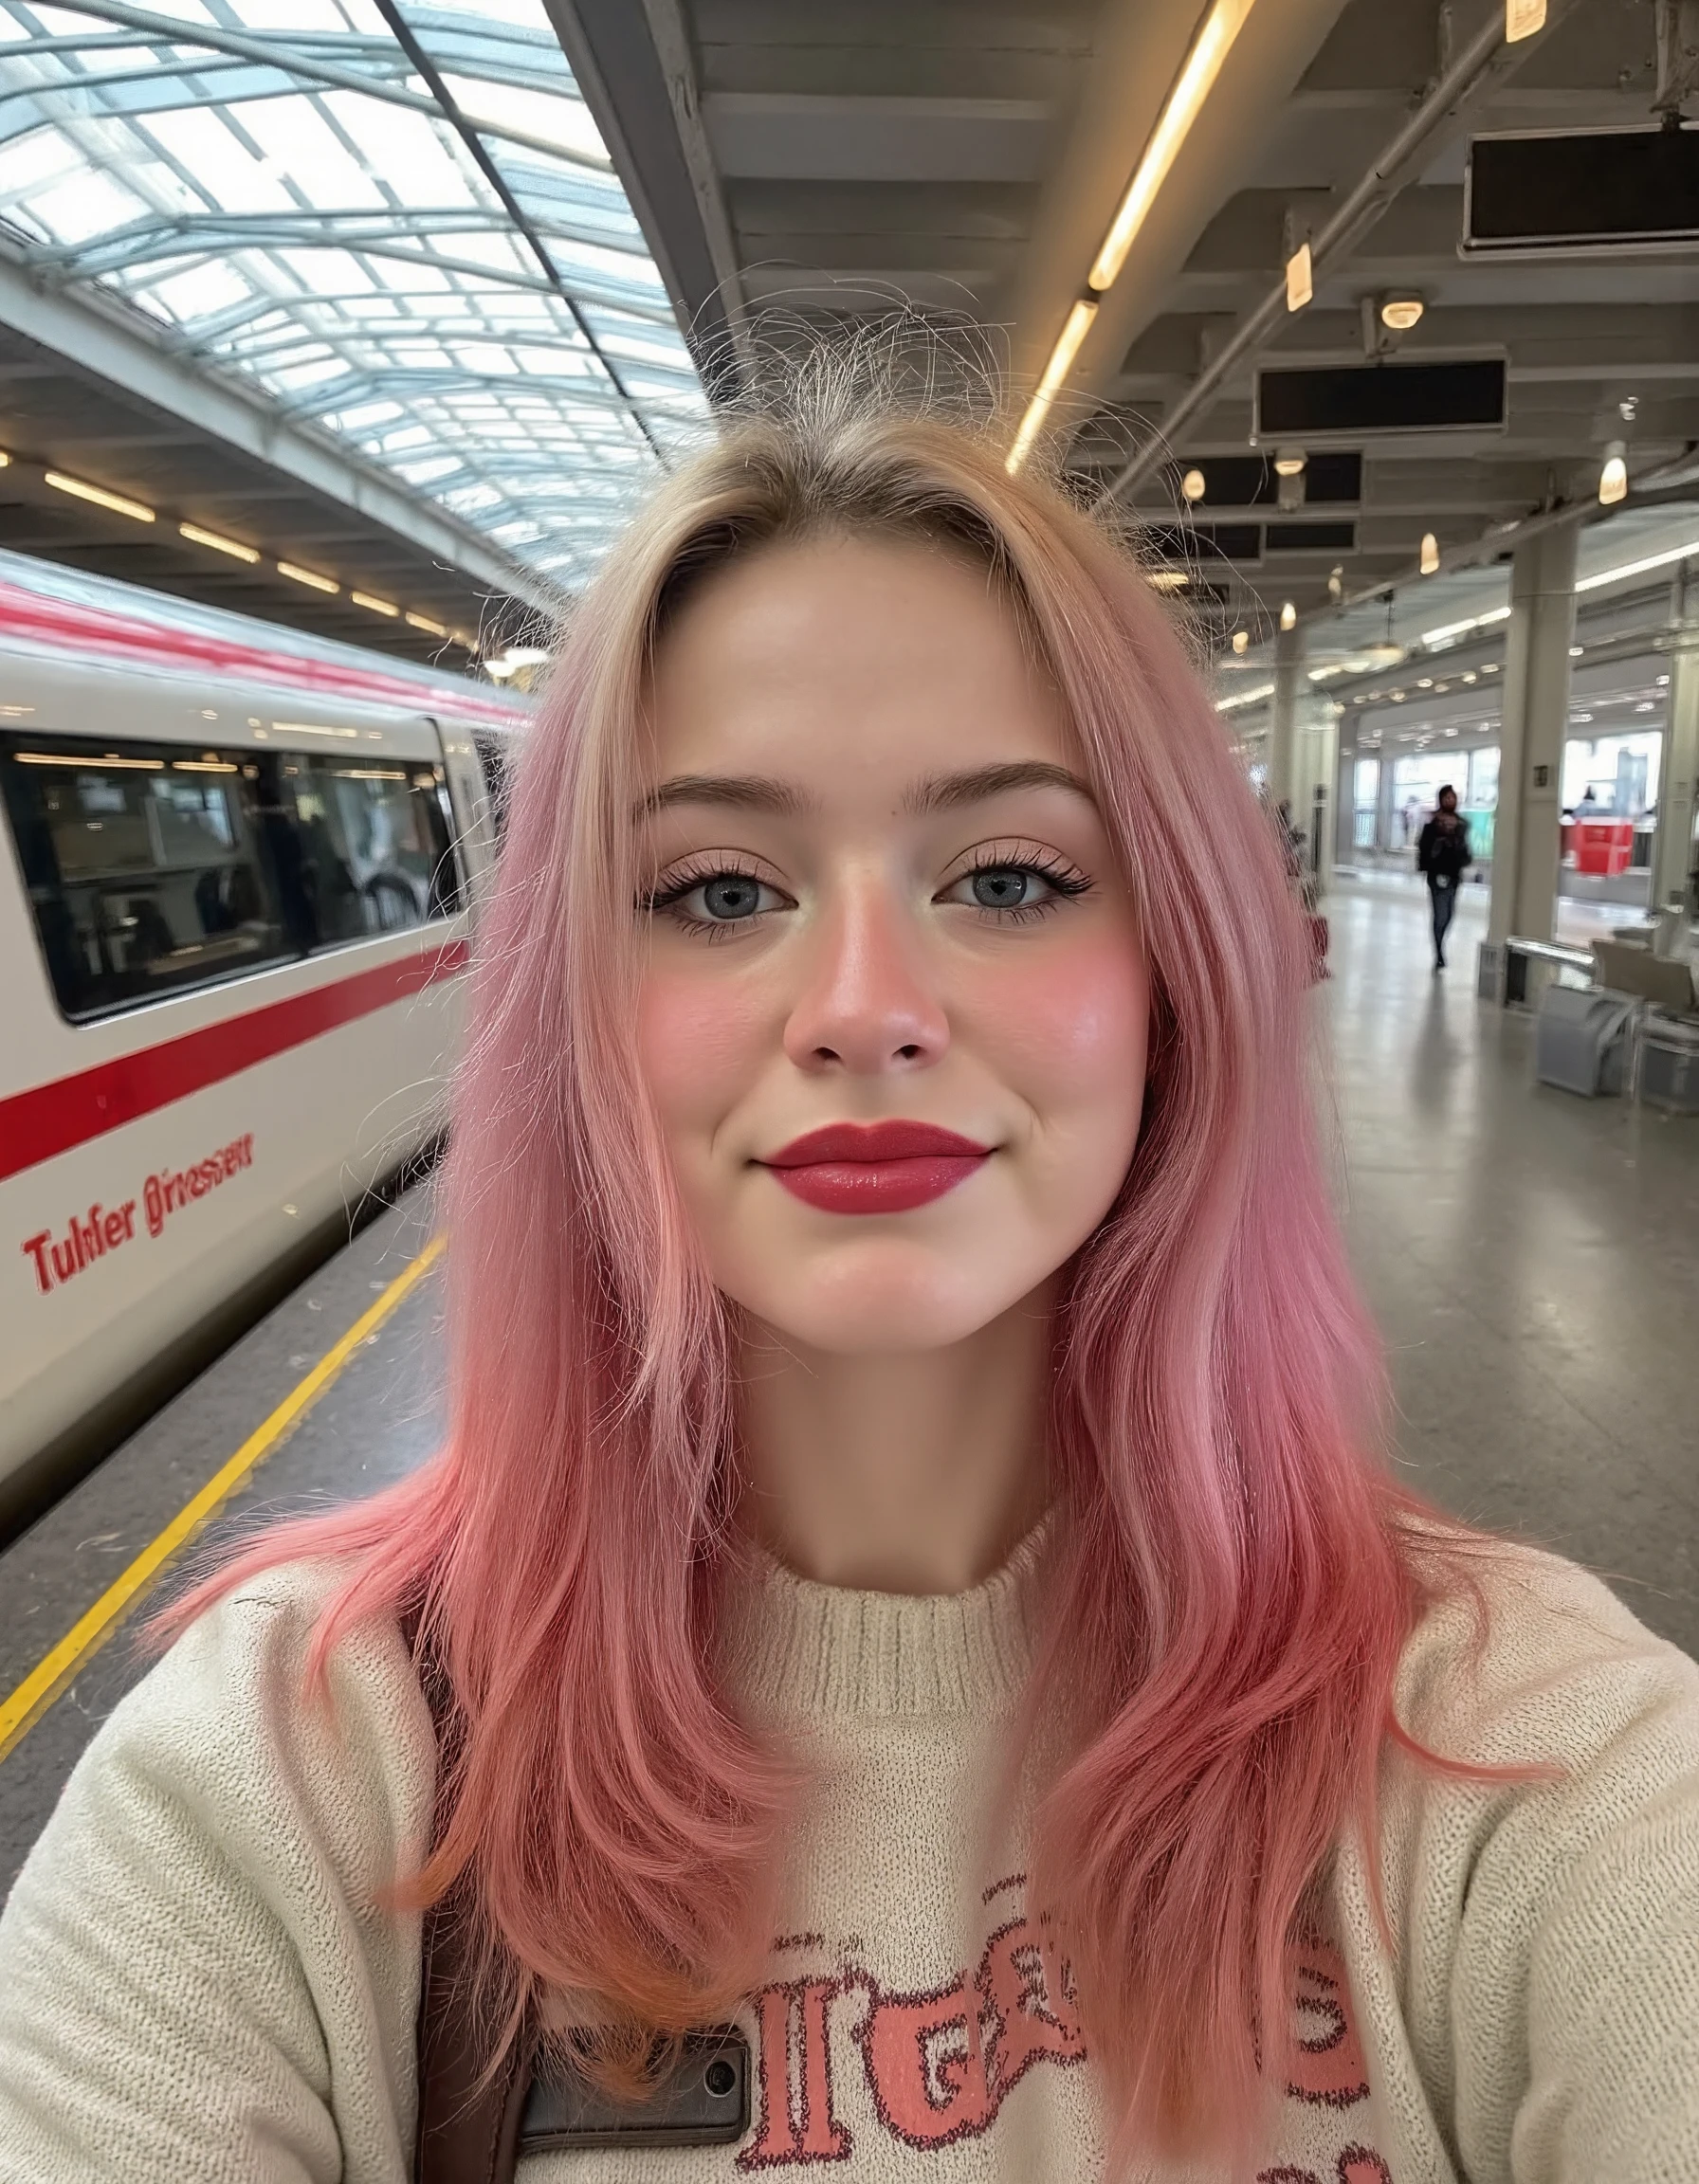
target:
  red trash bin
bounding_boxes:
[1574,820,1633,878]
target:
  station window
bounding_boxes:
[0,734,463,1023]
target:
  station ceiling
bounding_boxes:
[555,0,1699,645]
[0,0,1693,669]
[0,0,703,660]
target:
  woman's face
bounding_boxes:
[635,534,1149,1356]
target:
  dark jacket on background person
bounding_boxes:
[1416,812,1471,883]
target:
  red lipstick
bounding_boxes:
[760,1120,992,1215]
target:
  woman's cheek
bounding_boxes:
[636,962,773,1148]
[966,926,1149,1101]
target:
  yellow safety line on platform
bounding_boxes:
[0,1232,446,1765]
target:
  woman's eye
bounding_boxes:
[696,874,766,920]
[966,867,1047,910]
[654,868,787,925]
[941,863,1081,915]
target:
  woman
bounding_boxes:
[1416,786,1471,973]
[2,389,1696,2183]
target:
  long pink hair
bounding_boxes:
[167,381,1467,2159]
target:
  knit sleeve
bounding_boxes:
[0,1565,436,2184]
[1383,1547,1699,2184]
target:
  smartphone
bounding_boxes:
[518,2028,751,2152]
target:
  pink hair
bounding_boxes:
[164,387,1473,2159]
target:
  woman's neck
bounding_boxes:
[734,1283,1056,1596]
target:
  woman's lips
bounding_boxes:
[759,1120,992,1215]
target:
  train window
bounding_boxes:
[0,740,295,1021]
[1,734,466,1024]
[268,755,461,949]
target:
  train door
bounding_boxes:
[429,719,498,905]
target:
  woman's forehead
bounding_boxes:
[644,533,1072,788]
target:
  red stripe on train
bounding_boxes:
[0,938,469,1185]
[0,580,529,730]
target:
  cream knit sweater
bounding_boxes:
[0,1535,1696,2183]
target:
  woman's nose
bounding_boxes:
[782,879,949,1076]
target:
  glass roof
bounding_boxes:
[0,0,709,589]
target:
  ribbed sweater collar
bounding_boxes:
[721,1521,1050,1719]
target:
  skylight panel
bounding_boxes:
[396,453,463,482]
[229,0,350,35]
[451,340,520,375]
[279,245,375,296]
[0,129,78,203]
[148,260,254,321]
[139,105,297,213]
[377,258,454,294]
[586,326,696,370]
[0,0,708,589]
[26,168,145,245]
[443,75,607,166]
[335,397,406,428]
[534,231,667,292]
[240,95,389,210]
[270,354,351,390]
[320,90,475,208]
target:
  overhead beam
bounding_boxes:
[1100,0,1591,504]
[0,255,554,612]
[542,0,745,398]
[1004,0,1351,404]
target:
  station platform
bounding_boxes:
[0,1189,444,1900]
[2,872,1696,1903]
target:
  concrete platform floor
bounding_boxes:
[1328,870,1697,1654]
[0,1191,448,1901]
[1,870,1695,1897]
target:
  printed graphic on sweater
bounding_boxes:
[735,1877,1392,2175]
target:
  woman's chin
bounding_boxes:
[733,1249,1023,1357]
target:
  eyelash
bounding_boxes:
[947,843,1093,924]
[645,855,786,942]
[644,844,1094,937]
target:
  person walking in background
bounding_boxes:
[1416,784,1471,972]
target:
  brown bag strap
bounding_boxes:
[402,1603,536,2184]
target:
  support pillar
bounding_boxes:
[1269,621,1305,822]
[1484,521,1580,975]
[1651,561,1699,919]
[1334,722,1358,870]
[1376,751,1397,856]
[1303,699,1340,896]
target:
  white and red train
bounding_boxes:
[0,550,531,1532]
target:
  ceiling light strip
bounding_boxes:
[45,471,155,523]
[278,561,339,595]
[1006,300,1099,475]
[180,521,259,564]
[1420,605,1511,646]
[1010,0,1256,475]
[1575,538,1699,595]
[1089,0,1259,292]
[1216,682,1275,714]
[1100,2,1555,507]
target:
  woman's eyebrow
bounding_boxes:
[904,762,1097,814]
[638,761,1095,820]
[640,773,808,817]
